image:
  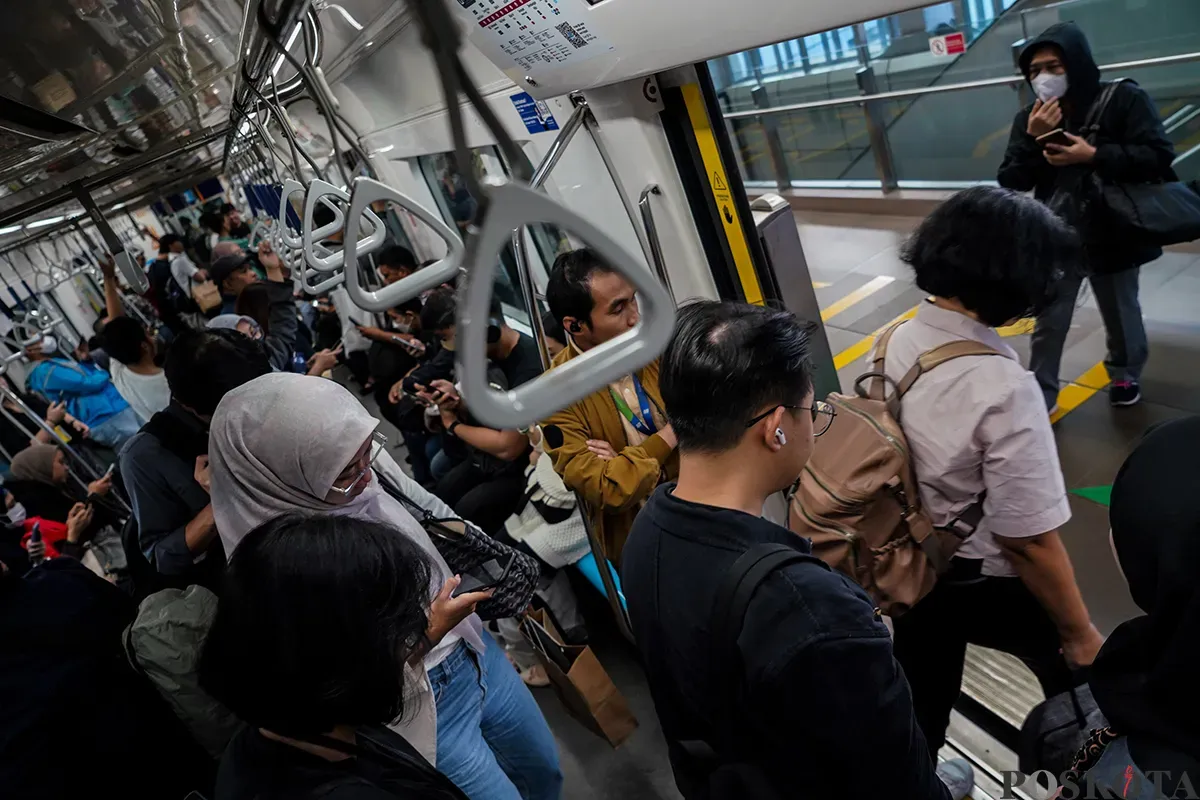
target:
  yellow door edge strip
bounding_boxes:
[680,83,764,306]
[821,276,895,322]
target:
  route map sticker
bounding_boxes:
[455,0,614,72]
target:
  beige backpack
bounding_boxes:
[787,322,1000,616]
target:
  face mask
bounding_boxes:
[6,502,26,526]
[1032,73,1068,103]
[39,336,57,355]
[393,321,412,334]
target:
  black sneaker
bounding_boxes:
[1110,380,1142,407]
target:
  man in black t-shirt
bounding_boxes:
[421,290,544,534]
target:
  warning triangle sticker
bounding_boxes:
[712,171,727,191]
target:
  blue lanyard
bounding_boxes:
[610,374,658,437]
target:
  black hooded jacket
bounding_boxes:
[997,23,1176,271]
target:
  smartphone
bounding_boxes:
[1036,128,1073,149]
[452,554,515,598]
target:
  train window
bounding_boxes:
[417,147,571,333]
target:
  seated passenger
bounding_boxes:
[425,295,543,535]
[7,441,121,578]
[621,300,967,800]
[541,249,677,563]
[1067,416,1200,794]
[119,329,271,585]
[99,256,170,422]
[23,335,140,450]
[199,514,469,800]
[207,373,562,799]
[883,187,1102,754]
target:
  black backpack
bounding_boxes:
[675,543,830,800]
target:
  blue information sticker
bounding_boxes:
[510,91,560,134]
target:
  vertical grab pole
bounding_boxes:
[503,104,635,642]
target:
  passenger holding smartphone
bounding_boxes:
[208,373,562,800]
[998,22,1175,411]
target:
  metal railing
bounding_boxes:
[722,49,1200,192]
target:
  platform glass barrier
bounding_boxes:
[715,0,1200,190]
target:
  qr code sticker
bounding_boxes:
[555,22,588,48]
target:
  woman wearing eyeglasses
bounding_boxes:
[207,373,562,800]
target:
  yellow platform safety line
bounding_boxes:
[812,281,830,289]
[832,306,919,371]
[997,317,1035,337]
[821,276,894,322]
[681,83,764,305]
[831,304,1109,424]
[1050,362,1111,424]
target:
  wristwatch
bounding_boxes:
[447,420,462,437]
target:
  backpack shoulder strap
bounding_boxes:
[709,544,827,736]
[865,320,907,401]
[890,340,1004,414]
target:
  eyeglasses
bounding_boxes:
[745,400,837,438]
[1027,60,1066,78]
[329,431,387,495]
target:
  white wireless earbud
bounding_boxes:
[775,428,787,446]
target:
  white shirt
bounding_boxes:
[877,302,1071,577]
[109,361,171,423]
[169,252,200,294]
[330,286,373,353]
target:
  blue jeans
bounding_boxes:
[89,406,143,451]
[430,634,562,800]
[1031,268,1147,409]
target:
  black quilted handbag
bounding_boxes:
[377,473,540,620]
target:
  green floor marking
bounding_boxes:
[1070,485,1112,507]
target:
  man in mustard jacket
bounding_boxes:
[541,250,679,563]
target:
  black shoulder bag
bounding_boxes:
[375,471,540,620]
[675,543,829,800]
[1056,79,1200,247]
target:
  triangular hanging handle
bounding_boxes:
[301,180,353,272]
[298,242,346,294]
[303,179,387,273]
[457,180,676,430]
[341,177,464,313]
[277,179,308,251]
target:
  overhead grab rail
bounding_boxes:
[404,0,676,430]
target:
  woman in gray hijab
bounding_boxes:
[207,373,562,800]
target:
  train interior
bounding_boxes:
[1,0,1197,798]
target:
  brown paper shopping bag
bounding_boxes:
[521,609,637,747]
[192,281,222,313]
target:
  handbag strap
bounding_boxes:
[375,470,433,522]
[1081,78,1131,145]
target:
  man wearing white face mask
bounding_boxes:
[23,336,141,450]
[998,22,1176,411]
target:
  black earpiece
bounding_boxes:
[486,319,502,344]
[567,320,582,334]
